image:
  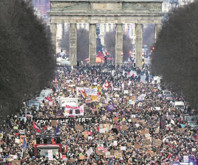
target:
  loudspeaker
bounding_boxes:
[56,137,61,144]
[44,138,47,144]
[36,138,41,144]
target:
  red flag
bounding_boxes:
[33,121,41,133]
[52,138,56,144]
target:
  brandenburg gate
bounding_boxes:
[49,0,163,68]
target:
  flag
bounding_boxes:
[56,124,60,134]
[0,133,3,139]
[52,138,56,144]
[33,121,41,133]
[106,104,116,111]
[99,88,104,95]
[79,90,87,99]
[22,137,27,149]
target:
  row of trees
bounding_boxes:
[0,0,55,117]
[151,1,198,109]
[59,29,133,62]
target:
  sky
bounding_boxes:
[32,0,50,16]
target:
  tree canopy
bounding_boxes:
[0,0,55,117]
[151,1,198,108]
[104,31,133,62]
[59,28,89,61]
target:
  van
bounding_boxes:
[28,99,41,110]
[40,89,53,97]
[174,101,185,111]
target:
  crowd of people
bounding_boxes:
[0,64,198,165]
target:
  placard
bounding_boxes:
[12,160,21,165]
[51,120,57,127]
[79,155,85,160]
[183,155,189,163]
[153,139,162,147]
[75,124,84,132]
[120,146,126,151]
[15,138,20,144]
[113,141,117,146]
[48,150,53,160]
[121,125,128,131]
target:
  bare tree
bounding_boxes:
[151,1,198,109]
[0,0,55,118]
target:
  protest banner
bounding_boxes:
[65,105,84,116]
[12,160,21,165]
[153,139,162,147]
[121,125,128,131]
[60,97,78,107]
[120,146,126,151]
[15,138,20,144]
[183,155,189,163]
[79,155,85,160]
[134,143,141,149]
[142,139,151,146]
[131,118,138,123]
[19,130,25,135]
[113,141,117,146]
[75,124,84,132]
[77,87,97,96]
[51,120,57,127]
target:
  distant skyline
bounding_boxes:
[32,0,50,16]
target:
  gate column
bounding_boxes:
[89,23,97,65]
[155,23,162,42]
[135,23,143,69]
[69,23,77,66]
[115,23,123,67]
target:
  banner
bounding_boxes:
[64,105,84,116]
[76,87,97,96]
[60,98,78,107]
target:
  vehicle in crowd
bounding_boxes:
[184,115,198,128]
[35,97,45,104]
[165,94,174,100]
[40,88,53,98]
[174,101,185,111]
[28,99,41,110]
[57,57,70,66]
[162,90,171,96]
[34,144,62,158]
[152,76,162,84]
